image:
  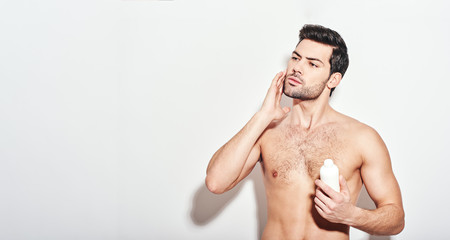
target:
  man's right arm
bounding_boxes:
[205,71,289,194]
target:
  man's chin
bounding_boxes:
[283,92,295,99]
[283,87,296,99]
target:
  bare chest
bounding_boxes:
[260,124,355,183]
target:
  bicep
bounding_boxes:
[360,129,402,208]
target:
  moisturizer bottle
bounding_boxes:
[320,159,340,192]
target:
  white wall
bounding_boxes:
[1,0,449,239]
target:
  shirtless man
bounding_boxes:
[205,24,405,239]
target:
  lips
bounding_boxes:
[287,76,302,85]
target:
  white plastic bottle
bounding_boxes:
[320,159,340,192]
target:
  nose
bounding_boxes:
[292,59,304,75]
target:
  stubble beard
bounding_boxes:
[283,75,328,101]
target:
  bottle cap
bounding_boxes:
[324,159,334,167]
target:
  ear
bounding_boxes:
[327,72,342,89]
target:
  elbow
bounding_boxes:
[397,221,405,235]
[391,221,404,235]
[395,212,405,235]
[205,175,227,194]
[391,209,405,235]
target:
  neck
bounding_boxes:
[289,95,333,130]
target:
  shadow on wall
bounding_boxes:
[190,164,267,240]
[190,165,391,240]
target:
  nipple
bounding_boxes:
[272,170,278,178]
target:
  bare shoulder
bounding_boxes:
[334,112,381,139]
[334,112,389,163]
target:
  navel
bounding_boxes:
[272,170,278,178]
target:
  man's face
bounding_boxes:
[283,39,333,100]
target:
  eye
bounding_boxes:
[310,62,318,68]
[291,56,299,61]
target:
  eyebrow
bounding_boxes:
[292,51,324,65]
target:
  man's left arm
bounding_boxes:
[314,127,405,235]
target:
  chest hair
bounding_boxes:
[262,124,344,182]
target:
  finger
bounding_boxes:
[314,196,329,214]
[266,72,282,98]
[276,76,285,102]
[271,71,284,88]
[276,84,283,103]
[276,71,285,87]
[276,92,281,104]
[282,106,290,114]
[315,188,334,207]
[315,179,339,200]
[315,205,327,219]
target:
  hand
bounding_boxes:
[260,71,290,121]
[314,175,357,225]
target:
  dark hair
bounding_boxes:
[298,24,349,96]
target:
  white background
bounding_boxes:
[1,0,449,239]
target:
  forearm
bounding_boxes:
[206,111,271,192]
[350,204,405,235]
